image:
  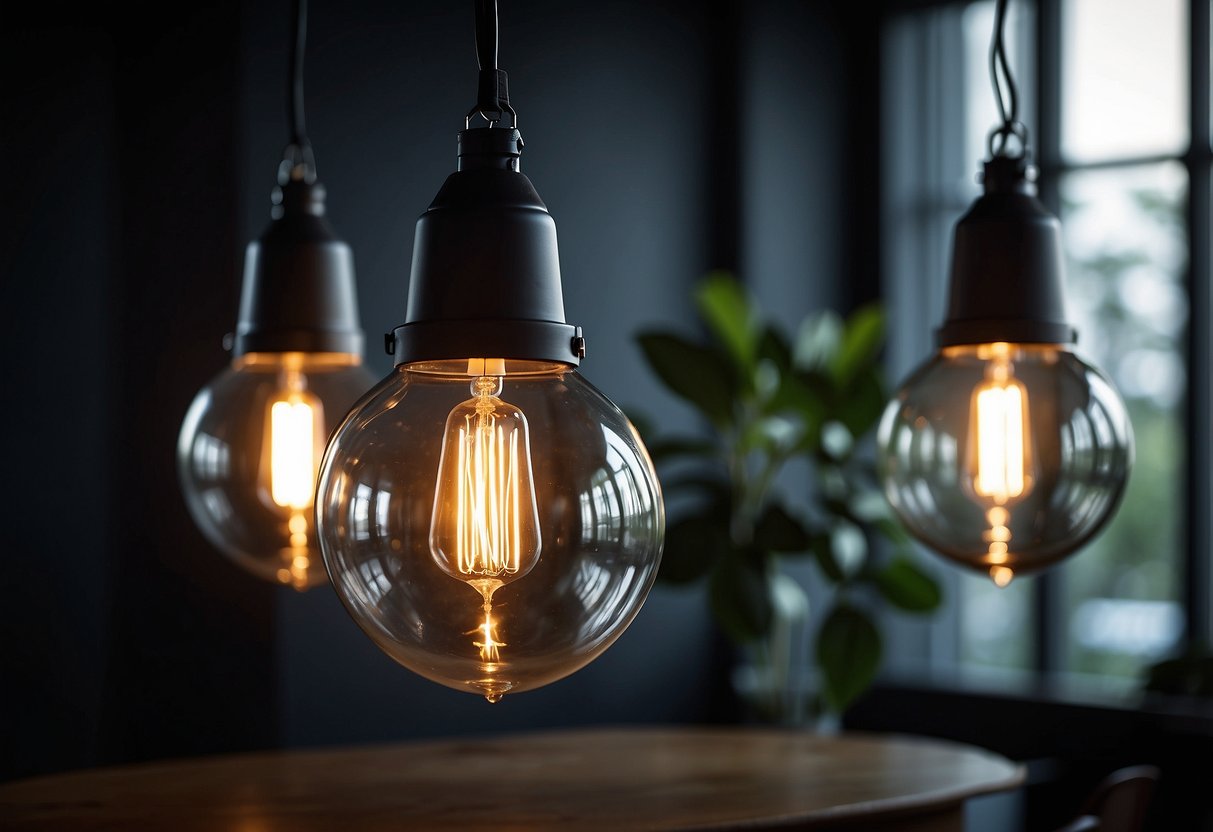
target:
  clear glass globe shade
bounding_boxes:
[178,352,375,590]
[878,343,1132,586]
[316,360,665,702]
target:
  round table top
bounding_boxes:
[0,726,1024,831]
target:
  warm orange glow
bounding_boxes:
[972,370,1029,504]
[990,565,1015,587]
[257,363,326,592]
[984,501,1015,586]
[270,398,316,509]
[965,346,1036,589]
[288,513,309,547]
[455,419,527,577]
[471,608,505,664]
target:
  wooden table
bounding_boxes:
[0,727,1024,831]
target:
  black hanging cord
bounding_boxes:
[282,0,316,182]
[475,0,498,70]
[467,0,518,128]
[987,0,1029,159]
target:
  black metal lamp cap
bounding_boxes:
[936,156,1077,348]
[231,177,364,356]
[389,127,582,367]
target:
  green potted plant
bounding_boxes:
[632,273,942,724]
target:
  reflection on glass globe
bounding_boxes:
[178,352,375,590]
[878,342,1133,586]
[316,360,665,702]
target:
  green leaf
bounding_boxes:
[695,272,760,371]
[625,410,656,444]
[848,489,894,524]
[756,326,792,373]
[873,517,912,546]
[659,513,731,584]
[810,533,844,582]
[754,359,781,401]
[637,332,737,426]
[832,304,885,386]
[709,555,772,643]
[766,372,825,430]
[739,415,802,454]
[657,475,732,504]
[645,438,718,463]
[753,503,812,552]
[875,557,942,613]
[833,366,887,439]
[819,420,854,461]
[793,311,843,372]
[830,521,868,578]
[816,604,882,712]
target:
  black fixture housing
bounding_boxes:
[935,0,1076,350]
[387,0,582,368]
[232,178,363,357]
[228,0,364,359]
[936,156,1075,348]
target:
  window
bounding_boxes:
[882,0,1207,694]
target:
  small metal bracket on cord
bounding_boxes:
[278,141,317,185]
[466,70,518,129]
[465,0,519,129]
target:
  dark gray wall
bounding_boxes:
[4,5,281,781]
[2,0,857,776]
[2,28,115,778]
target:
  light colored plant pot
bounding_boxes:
[730,571,840,733]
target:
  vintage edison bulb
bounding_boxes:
[878,342,1132,586]
[178,351,374,590]
[316,359,664,702]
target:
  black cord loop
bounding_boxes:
[987,121,1029,160]
[466,0,518,128]
[987,0,1028,159]
[278,142,317,185]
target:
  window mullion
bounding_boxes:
[1186,0,1211,645]
[1035,0,1064,677]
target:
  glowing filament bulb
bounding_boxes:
[966,345,1035,587]
[270,399,316,509]
[970,347,1032,506]
[433,374,540,582]
[262,367,324,590]
[430,364,541,691]
[457,410,523,577]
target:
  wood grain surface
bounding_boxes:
[0,727,1024,831]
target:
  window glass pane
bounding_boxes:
[1062,0,1188,162]
[960,574,1033,671]
[1058,163,1187,685]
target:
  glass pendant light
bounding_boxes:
[315,0,665,702]
[178,0,375,591]
[877,0,1133,587]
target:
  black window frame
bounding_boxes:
[1029,0,1212,673]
